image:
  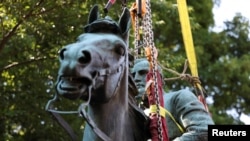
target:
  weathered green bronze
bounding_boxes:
[48,5,150,141]
[131,58,215,141]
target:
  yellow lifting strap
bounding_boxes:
[177,0,203,90]
[177,0,198,77]
[149,105,185,133]
[177,0,209,112]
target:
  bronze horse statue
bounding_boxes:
[54,5,150,141]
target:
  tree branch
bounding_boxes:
[0,56,56,72]
[0,0,45,53]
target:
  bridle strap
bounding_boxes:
[46,58,125,141]
[46,64,123,141]
[46,90,112,141]
[46,95,79,141]
[79,62,124,141]
[97,63,123,76]
[78,87,112,141]
[49,109,78,141]
[79,108,112,141]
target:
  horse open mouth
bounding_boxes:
[56,76,92,100]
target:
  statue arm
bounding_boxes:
[171,90,214,141]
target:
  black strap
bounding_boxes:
[49,111,78,141]
[79,104,112,141]
[46,64,122,141]
[47,86,112,141]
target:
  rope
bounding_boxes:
[159,60,200,85]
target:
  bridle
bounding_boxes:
[46,45,127,141]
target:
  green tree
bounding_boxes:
[1,0,250,140]
[0,0,92,140]
[200,14,250,124]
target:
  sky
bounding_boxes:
[212,0,250,124]
[212,0,250,32]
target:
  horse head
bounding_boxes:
[56,5,131,103]
[52,5,150,141]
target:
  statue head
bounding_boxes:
[131,58,163,98]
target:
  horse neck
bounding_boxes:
[84,63,135,141]
[89,78,129,120]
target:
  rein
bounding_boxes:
[78,86,112,141]
[46,60,125,141]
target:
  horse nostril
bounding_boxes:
[78,50,91,64]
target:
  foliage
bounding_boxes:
[200,14,250,123]
[0,0,91,140]
[0,0,249,140]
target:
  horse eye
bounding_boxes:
[59,48,67,60]
[114,44,125,56]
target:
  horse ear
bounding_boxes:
[87,4,99,24]
[118,8,131,37]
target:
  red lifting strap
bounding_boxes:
[146,70,169,141]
